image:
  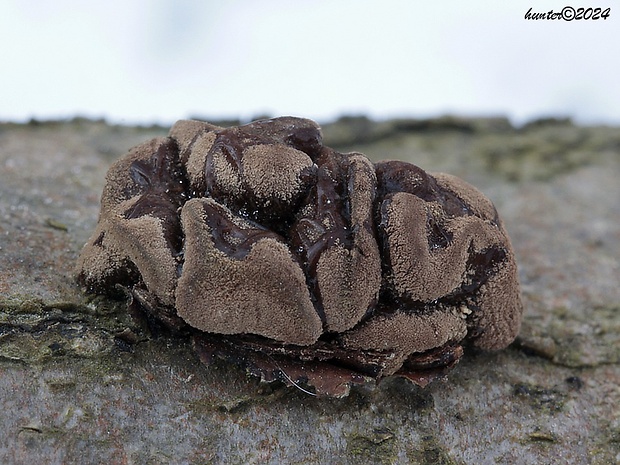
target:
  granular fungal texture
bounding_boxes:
[76,116,523,396]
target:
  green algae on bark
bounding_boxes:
[0,294,138,363]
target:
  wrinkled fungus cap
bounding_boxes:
[76,116,523,396]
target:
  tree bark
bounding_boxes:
[1,117,619,464]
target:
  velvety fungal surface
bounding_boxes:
[76,116,523,396]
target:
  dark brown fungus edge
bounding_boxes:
[76,116,523,396]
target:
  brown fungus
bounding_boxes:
[76,116,523,397]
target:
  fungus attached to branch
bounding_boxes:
[76,116,523,397]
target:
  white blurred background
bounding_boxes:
[1,0,619,126]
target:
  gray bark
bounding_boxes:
[1,117,618,464]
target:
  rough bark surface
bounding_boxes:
[1,117,619,464]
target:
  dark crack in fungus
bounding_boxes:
[76,116,523,397]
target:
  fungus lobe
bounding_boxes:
[76,116,523,397]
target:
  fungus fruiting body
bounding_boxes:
[77,117,523,396]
